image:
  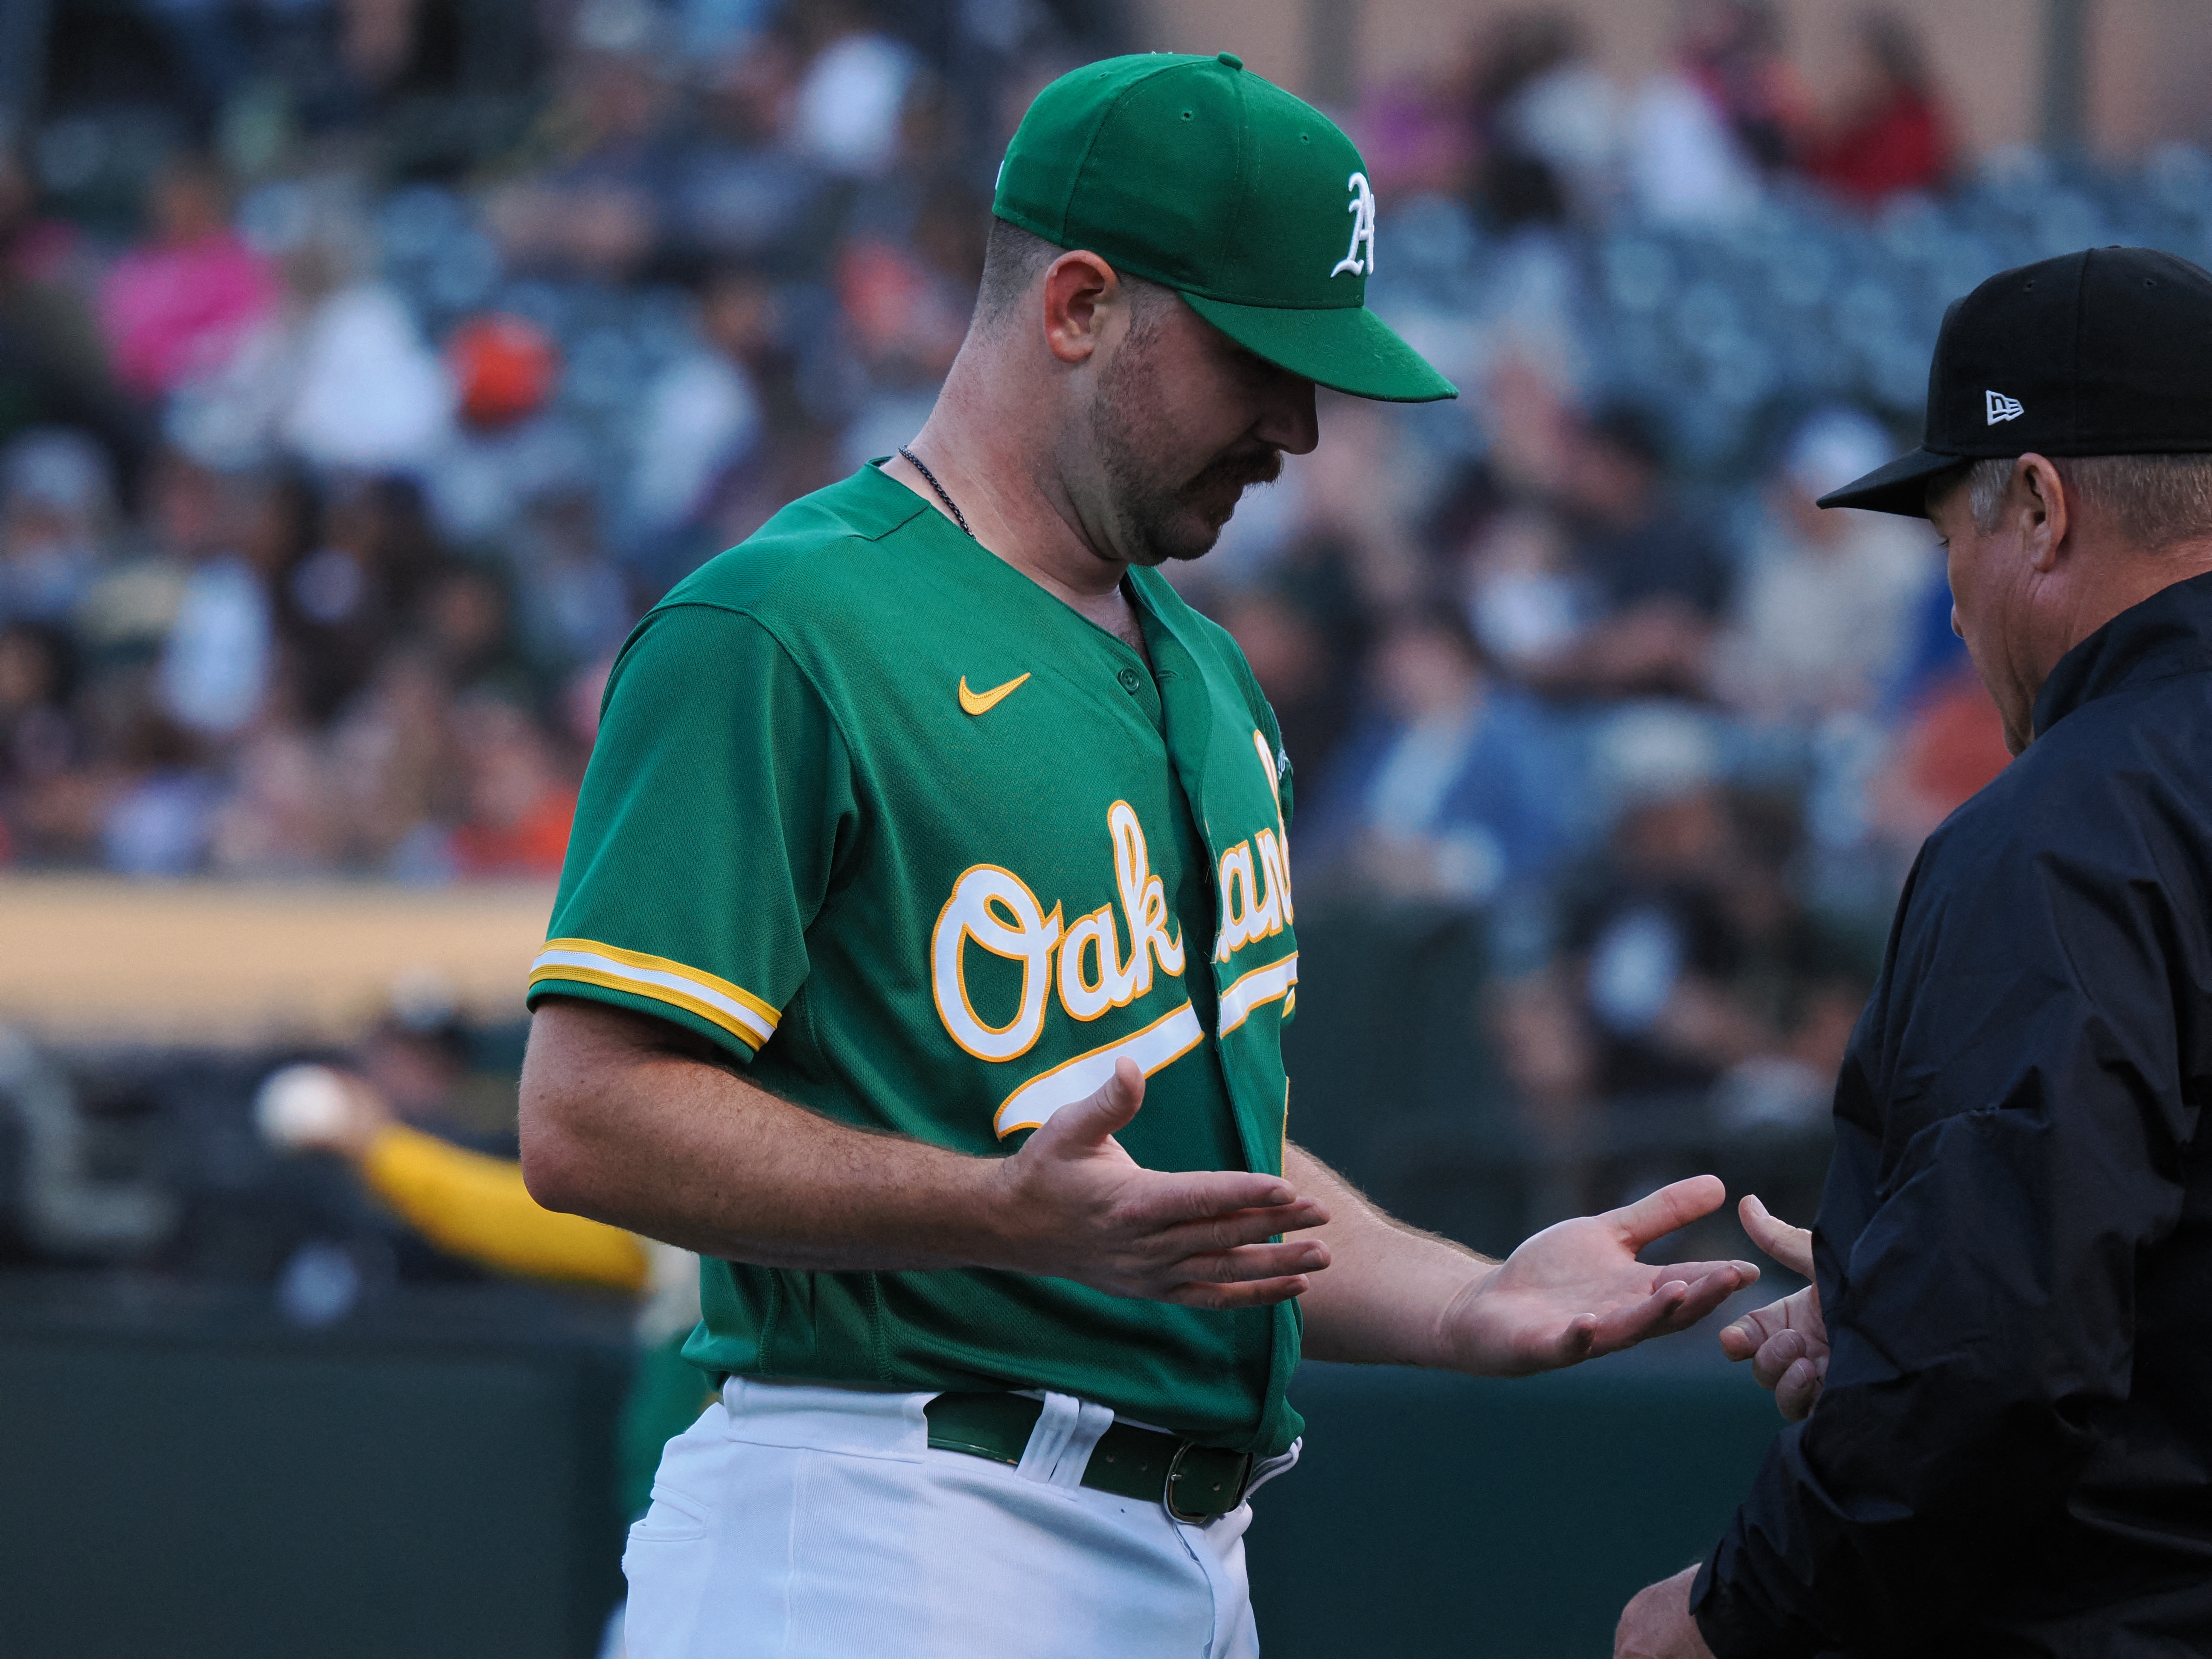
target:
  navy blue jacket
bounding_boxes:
[1692,571,2212,1657]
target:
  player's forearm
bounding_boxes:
[1287,1143,1496,1368]
[520,1000,1013,1271]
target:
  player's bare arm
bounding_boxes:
[1288,1148,1757,1375]
[521,1000,1330,1310]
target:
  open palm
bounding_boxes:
[1447,1176,1758,1376]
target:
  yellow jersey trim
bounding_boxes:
[530,939,778,1049]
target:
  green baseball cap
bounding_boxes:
[993,51,1458,404]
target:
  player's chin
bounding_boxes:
[1153,501,1245,565]
[1123,516,1227,568]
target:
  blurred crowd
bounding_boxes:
[15,0,2212,1162]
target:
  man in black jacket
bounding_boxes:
[1619,246,2212,1658]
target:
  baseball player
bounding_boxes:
[520,53,1757,1658]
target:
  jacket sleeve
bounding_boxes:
[361,1123,651,1292]
[1690,826,2202,1656]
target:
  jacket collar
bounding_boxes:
[2032,567,2212,740]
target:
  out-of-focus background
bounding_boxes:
[0,2,2200,1655]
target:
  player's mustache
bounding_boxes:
[1182,446,1283,498]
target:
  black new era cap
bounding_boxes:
[1821,246,2212,517]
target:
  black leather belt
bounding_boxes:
[924,1391,1254,1522]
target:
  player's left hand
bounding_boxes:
[1442,1175,1756,1375]
[1615,1567,1715,1659]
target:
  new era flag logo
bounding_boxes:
[1986,390,2025,424]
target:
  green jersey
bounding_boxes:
[528,463,1306,1455]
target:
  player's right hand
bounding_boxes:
[1718,1195,1828,1421]
[985,1057,1331,1310]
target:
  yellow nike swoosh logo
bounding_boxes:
[958,673,1031,716]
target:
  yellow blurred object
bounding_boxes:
[362,1122,649,1293]
[0,877,557,1045]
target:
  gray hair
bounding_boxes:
[1952,453,2212,549]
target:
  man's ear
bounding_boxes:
[2015,453,2069,573]
[1041,251,1121,367]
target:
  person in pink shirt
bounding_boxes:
[97,155,279,399]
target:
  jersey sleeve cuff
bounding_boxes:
[527,938,779,1058]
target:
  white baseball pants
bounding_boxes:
[620,1375,1296,1659]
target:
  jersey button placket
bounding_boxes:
[1116,667,1142,692]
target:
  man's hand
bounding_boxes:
[1616,1566,1715,1659]
[1441,1175,1758,1374]
[1717,1195,1827,1420]
[988,1058,1331,1309]
[255,1064,393,1161]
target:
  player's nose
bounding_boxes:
[1254,369,1319,457]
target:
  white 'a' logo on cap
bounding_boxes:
[1986,390,2025,424]
[1331,173,1377,278]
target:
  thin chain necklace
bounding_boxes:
[898,446,974,538]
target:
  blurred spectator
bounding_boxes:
[442,693,577,879]
[1677,0,1810,173]
[1802,11,1953,206]
[671,35,837,269]
[485,41,681,281]
[837,172,987,390]
[449,313,559,430]
[1482,13,1622,225]
[1348,34,1481,200]
[0,148,85,289]
[206,720,345,875]
[0,428,119,626]
[151,463,271,739]
[641,274,844,578]
[508,486,634,673]
[171,218,454,474]
[1303,607,1569,908]
[97,156,279,401]
[274,249,454,474]
[0,154,146,473]
[1500,406,1732,702]
[326,647,466,874]
[786,0,924,181]
[626,268,765,541]
[276,473,447,721]
[1216,534,1373,784]
[1508,768,1866,1112]
[1621,4,1778,224]
[135,0,260,123]
[1868,666,2013,847]
[417,559,525,687]
[1467,12,1591,230]
[1711,408,1936,722]
[423,312,594,546]
[0,621,81,822]
[1463,505,1582,684]
[94,684,215,877]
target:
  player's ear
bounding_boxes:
[1041,251,1118,367]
